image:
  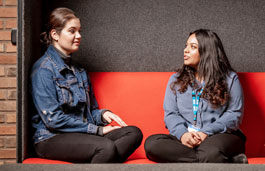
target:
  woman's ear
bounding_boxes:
[50,29,59,41]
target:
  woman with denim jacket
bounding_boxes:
[31,7,142,163]
[144,29,247,163]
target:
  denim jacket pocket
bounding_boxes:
[55,78,74,105]
[55,77,87,107]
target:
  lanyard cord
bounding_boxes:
[192,85,204,126]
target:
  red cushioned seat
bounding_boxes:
[23,158,72,164]
[248,158,265,164]
[23,72,265,164]
[124,158,157,164]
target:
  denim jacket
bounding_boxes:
[31,45,108,144]
[164,72,244,140]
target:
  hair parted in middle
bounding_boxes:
[171,29,234,108]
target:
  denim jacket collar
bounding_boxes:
[46,45,71,73]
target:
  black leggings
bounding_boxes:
[144,133,245,163]
[35,126,143,163]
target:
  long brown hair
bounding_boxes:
[171,29,234,108]
[40,8,78,45]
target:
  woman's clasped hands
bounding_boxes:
[180,131,208,148]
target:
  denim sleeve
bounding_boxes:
[87,75,109,126]
[200,74,244,135]
[164,74,188,140]
[31,68,98,134]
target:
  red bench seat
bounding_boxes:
[23,72,265,164]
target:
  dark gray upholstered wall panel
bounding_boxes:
[18,0,43,162]
[18,0,265,162]
[39,0,265,72]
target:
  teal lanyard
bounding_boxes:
[192,85,204,126]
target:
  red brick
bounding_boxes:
[6,19,16,28]
[0,0,2,6]
[6,43,16,52]
[0,149,16,158]
[0,31,11,40]
[0,125,16,135]
[4,159,16,164]
[0,43,4,52]
[0,77,16,88]
[0,8,17,18]
[6,66,16,76]
[0,101,16,111]
[5,0,17,6]
[4,137,16,148]
[5,113,15,123]
[0,20,3,29]
[0,54,16,64]
[7,90,16,99]
[0,66,4,76]
[0,138,3,147]
[0,114,4,122]
[0,90,7,99]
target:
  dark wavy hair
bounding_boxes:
[171,29,235,108]
[40,8,78,45]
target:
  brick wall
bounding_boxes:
[0,0,17,164]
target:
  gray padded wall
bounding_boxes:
[42,0,265,72]
[18,0,265,162]
[17,0,43,162]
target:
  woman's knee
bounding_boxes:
[144,134,164,155]
[125,126,143,144]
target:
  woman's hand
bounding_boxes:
[196,132,208,142]
[102,111,127,127]
[181,132,208,148]
[102,125,121,135]
[180,132,201,148]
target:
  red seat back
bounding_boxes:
[90,72,171,159]
[238,72,265,157]
[90,72,265,159]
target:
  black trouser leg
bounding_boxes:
[144,134,198,162]
[35,126,143,163]
[104,126,143,162]
[144,133,245,163]
[196,133,245,163]
[35,133,117,163]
